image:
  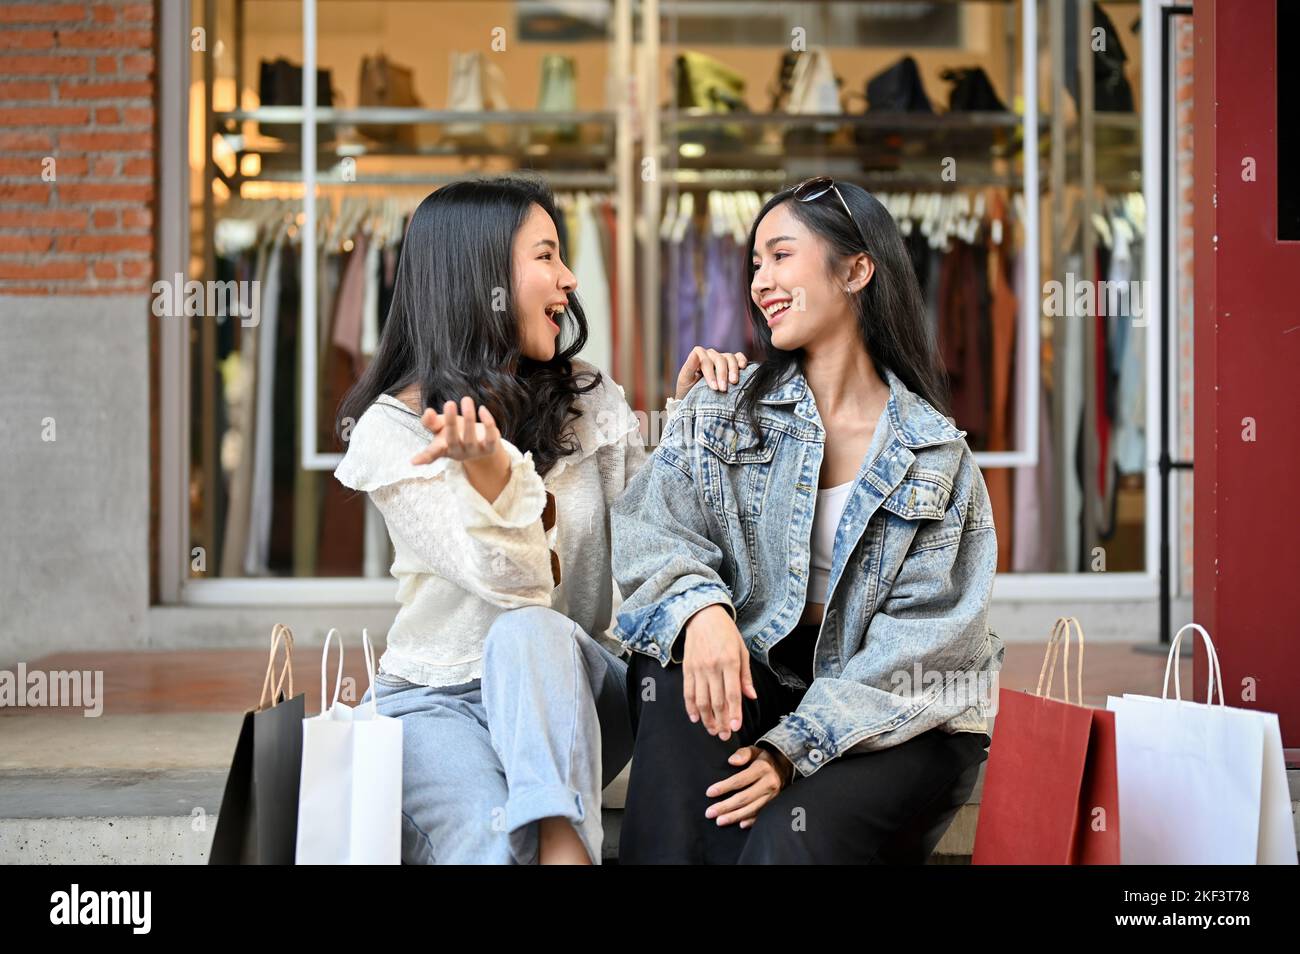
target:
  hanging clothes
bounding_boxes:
[701,229,749,356]
[562,196,580,265]
[659,232,675,393]
[983,191,1018,571]
[360,228,381,365]
[1092,241,1117,542]
[670,222,702,373]
[1010,228,1059,573]
[378,242,399,337]
[267,237,302,573]
[331,229,369,379]
[220,235,271,578]
[316,230,366,577]
[294,236,340,578]
[1111,214,1146,476]
[1059,252,1085,572]
[1013,377,1060,572]
[596,195,621,384]
[317,220,366,573]
[244,228,287,575]
[937,240,991,449]
[660,197,758,371]
[924,242,943,343]
[572,192,613,373]
[904,227,931,304]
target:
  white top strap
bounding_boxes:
[318,627,344,715]
[1162,622,1224,705]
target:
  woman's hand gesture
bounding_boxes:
[410,396,501,466]
[680,604,758,742]
[675,347,749,401]
[706,745,795,828]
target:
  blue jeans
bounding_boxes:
[361,605,633,864]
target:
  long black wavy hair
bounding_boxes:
[335,175,601,477]
[737,181,950,448]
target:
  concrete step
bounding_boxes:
[3,738,1296,864]
[0,709,984,863]
[0,764,982,863]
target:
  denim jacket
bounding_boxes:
[610,363,1004,778]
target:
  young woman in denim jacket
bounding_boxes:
[333,176,746,864]
[611,178,1005,864]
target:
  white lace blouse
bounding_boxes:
[334,359,680,688]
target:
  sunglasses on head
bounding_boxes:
[791,176,870,255]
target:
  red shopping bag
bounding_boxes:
[972,617,1120,864]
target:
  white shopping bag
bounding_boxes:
[295,629,403,864]
[1106,623,1297,865]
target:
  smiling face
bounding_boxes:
[513,202,577,362]
[750,201,874,353]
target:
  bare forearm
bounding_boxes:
[462,444,512,505]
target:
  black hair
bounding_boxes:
[737,181,950,446]
[335,175,600,477]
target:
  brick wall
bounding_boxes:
[0,1,157,295]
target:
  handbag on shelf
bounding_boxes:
[865,55,934,114]
[529,54,579,147]
[441,50,513,149]
[672,50,751,149]
[853,55,933,152]
[257,57,335,142]
[941,66,1007,112]
[972,617,1121,865]
[1066,0,1135,112]
[357,54,420,147]
[766,50,799,113]
[783,48,844,149]
[209,624,306,864]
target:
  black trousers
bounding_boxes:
[618,624,990,864]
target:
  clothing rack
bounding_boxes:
[1047,186,1148,575]
[640,0,1042,446]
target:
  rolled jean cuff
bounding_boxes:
[506,783,601,865]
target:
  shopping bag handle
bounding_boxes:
[258,623,294,710]
[1162,622,1225,705]
[318,628,344,716]
[1035,616,1084,706]
[361,628,380,717]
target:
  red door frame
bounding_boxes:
[1194,0,1300,760]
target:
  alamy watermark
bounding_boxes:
[889,662,1000,715]
[1042,273,1149,324]
[0,663,104,717]
[151,273,261,327]
[50,884,150,934]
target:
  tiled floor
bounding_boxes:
[1,639,1197,723]
[0,639,1201,792]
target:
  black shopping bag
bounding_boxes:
[209,624,305,864]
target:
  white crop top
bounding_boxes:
[807,479,855,604]
[805,405,892,606]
